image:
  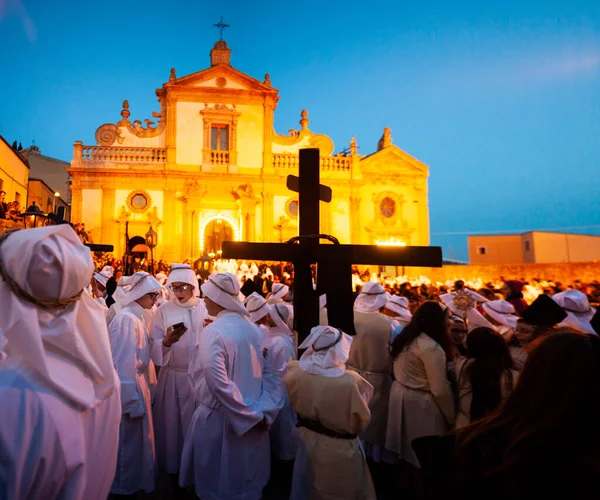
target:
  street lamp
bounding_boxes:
[145,226,158,276]
[20,201,47,229]
[53,192,60,213]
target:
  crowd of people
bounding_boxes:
[0,190,23,222]
[1,225,599,500]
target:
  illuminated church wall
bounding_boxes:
[68,39,431,263]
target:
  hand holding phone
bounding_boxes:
[163,322,188,348]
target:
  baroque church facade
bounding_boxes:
[68,39,432,262]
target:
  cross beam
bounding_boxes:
[222,148,442,344]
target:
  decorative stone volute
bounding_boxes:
[210,40,231,66]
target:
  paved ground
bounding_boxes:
[109,457,418,499]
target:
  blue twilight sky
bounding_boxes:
[1,0,600,261]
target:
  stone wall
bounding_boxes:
[403,262,600,284]
[0,219,20,235]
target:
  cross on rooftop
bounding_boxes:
[213,16,230,41]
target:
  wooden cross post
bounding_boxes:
[222,148,443,345]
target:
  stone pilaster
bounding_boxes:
[262,192,274,242]
[100,187,116,246]
[350,196,361,244]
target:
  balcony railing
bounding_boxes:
[79,146,166,164]
[210,150,229,166]
[273,153,351,172]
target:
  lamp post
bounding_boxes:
[145,226,158,276]
[53,192,60,213]
[20,201,47,229]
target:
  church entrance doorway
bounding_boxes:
[203,217,234,256]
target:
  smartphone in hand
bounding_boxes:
[172,322,185,330]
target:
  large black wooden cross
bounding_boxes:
[222,148,442,344]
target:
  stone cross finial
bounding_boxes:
[213,16,230,41]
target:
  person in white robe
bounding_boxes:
[150,263,207,480]
[267,283,294,323]
[383,294,412,342]
[246,294,299,461]
[348,281,396,463]
[180,273,285,500]
[106,275,133,326]
[553,289,597,334]
[91,266,113,308]
[286,325,376,500]
[108,271,162,495]
[0,225,121,499]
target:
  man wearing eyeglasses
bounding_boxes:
[149,264,207,491]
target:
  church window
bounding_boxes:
[285,198,299,218]
[477,246,487,255]
[127,191,151,213]
[380,197,396,218]
[211,125,229,151]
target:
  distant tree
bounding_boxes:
[17,142,22,151]
[11,140,17,149]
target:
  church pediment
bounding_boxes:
[359,145,429,177]
[166,66,277,94]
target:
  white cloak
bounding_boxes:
[0,362,121,499]
[108,303,156,494]
[150,298,207,474]
[180,311,285,500]
[263,327,299,461]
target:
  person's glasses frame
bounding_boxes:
[170,284,192,292]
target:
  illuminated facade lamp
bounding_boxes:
[21,201,47,229]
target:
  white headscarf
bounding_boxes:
[201,272,249,316]
[354,281,388,313]
[93,267,113,287]
[553,290,597,334]
[0,225,118,409]
[167,263,199,297]
[245,292,272,323]
[298,325,353,377]
[481,300,519,328]
[271,301,294,337]
[121,272,161,307]
[155,272,168,286]
[385,295,412,322]
[268,283,289,303]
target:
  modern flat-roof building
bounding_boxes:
[469,231,600,264]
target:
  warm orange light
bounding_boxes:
[375,237,406,247]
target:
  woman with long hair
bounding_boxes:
[414,331,600,500]
[386,301,455,467]
[453,331,600,498]
[455,327,517,428]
